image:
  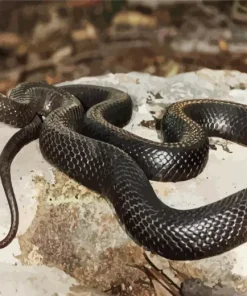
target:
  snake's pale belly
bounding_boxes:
[0,81,247,261]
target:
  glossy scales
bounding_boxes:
[1,81,247,261]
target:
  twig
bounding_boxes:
[129,263,180,296]
[143,253,180,291]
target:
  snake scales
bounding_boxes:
[0,81,247,261]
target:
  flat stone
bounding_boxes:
[1,69,247,295]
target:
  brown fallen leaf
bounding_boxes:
[0,79,18,94]
[218,39,229,52]
[112,11,158,28]
[0,32,23,51]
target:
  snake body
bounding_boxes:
[0,81,247,261]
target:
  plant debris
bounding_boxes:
[1,1,247,94]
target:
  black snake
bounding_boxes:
[0,81,247,261]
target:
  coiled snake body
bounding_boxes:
[0,81,247,261]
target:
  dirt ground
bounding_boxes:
[1,0,247,94]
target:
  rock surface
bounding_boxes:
[1,69,247,295]
[181,278,245,296]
